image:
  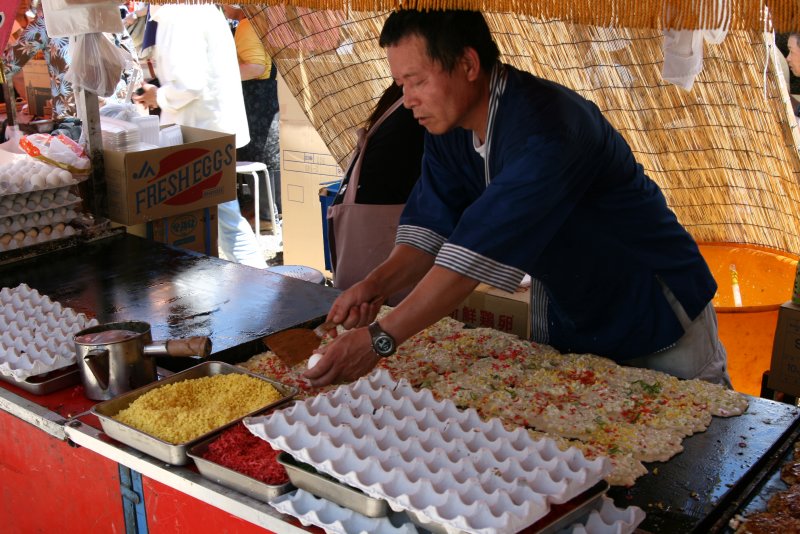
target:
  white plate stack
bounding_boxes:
[100,116,141,152]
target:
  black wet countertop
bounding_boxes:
[608,395,800,533]
[0,232,340,366]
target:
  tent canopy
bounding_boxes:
[208,1,800,33]
[236,3,800,255]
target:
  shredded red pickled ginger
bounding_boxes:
[203,423,288,485]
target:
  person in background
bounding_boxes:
[785,33,800,118]
[133,3,267,269]
[126,2,158,84]
[222,4,281,231]
[327,81,425,304]
[305,9,731,389]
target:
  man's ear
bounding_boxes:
[460,47,482,81]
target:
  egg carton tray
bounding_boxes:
[245,369,612,534]
[270,489,644,534]
[0,283,98,381]
[0,223,79,253]
[0,161,84,196]
[0,206,78,234]
[0,189,80,218]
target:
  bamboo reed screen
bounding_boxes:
[243,5,800,255]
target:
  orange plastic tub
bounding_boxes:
[699,243,798,396]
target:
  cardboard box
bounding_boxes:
[768,301,800,396]
[22,58,51,118]
[278,75,342,275]
[103,125,236,225]
[450,283,531,339]
[124,206,218,256]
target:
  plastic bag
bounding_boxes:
[64,33,130,98]
[42,0,124,38]
[99,103,145,123]
[19,134,91,175]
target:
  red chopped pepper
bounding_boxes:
[203,423,288,485]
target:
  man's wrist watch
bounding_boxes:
[368,321,396,358]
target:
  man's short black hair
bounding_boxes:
[379,10,499,73]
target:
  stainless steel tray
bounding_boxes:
[0,364,81,395]
[91,361,298,465]
[187,431,292,502]
[406,479,609,534]
[277,452,389,518]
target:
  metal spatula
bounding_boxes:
[263,320,338,366]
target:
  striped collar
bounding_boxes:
[483,62,508,186]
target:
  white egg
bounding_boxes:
[29,173,45,189]
[308,353,323,369]
[58,170,72,183]
[45,171,61,187]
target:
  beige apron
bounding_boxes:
[327,97,410,306]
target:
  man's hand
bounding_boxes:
[303,327,380,386]
[326,280,384,331]
[132,83,159,110]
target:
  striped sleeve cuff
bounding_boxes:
[435,243,526,293]
[396,225,446,256]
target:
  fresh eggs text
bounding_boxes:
[133,145,234,214]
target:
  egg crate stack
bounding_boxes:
[0,158,85,253]
[271,490,644,534]
[0,283,99,382]
[245,370,646,534]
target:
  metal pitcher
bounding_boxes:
[74,320,212,401]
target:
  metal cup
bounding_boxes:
[74,321,157,401]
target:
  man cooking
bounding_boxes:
[304,9,732,389]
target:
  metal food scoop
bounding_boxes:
[263,320,337,366]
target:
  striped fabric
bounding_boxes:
[396,225,446,256]
[529,278,550,345]
[435,243,526,293]
[483,63,508,187]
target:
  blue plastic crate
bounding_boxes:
[319,180,342,271]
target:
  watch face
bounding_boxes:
[374,334,395,356]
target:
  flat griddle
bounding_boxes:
[0,232,340,369]
[608,395,800,533]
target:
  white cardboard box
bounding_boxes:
[450,284,531,339]
[278,75,342,275]
[103,125,236,225]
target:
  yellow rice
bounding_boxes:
[113,374,282,444]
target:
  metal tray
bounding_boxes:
[277,452,389,518]
[91,361,298,465]
[406,479,609,534]
[0,364,81,395]
[187,431,292,503]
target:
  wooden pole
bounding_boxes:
[75,86,107,221]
